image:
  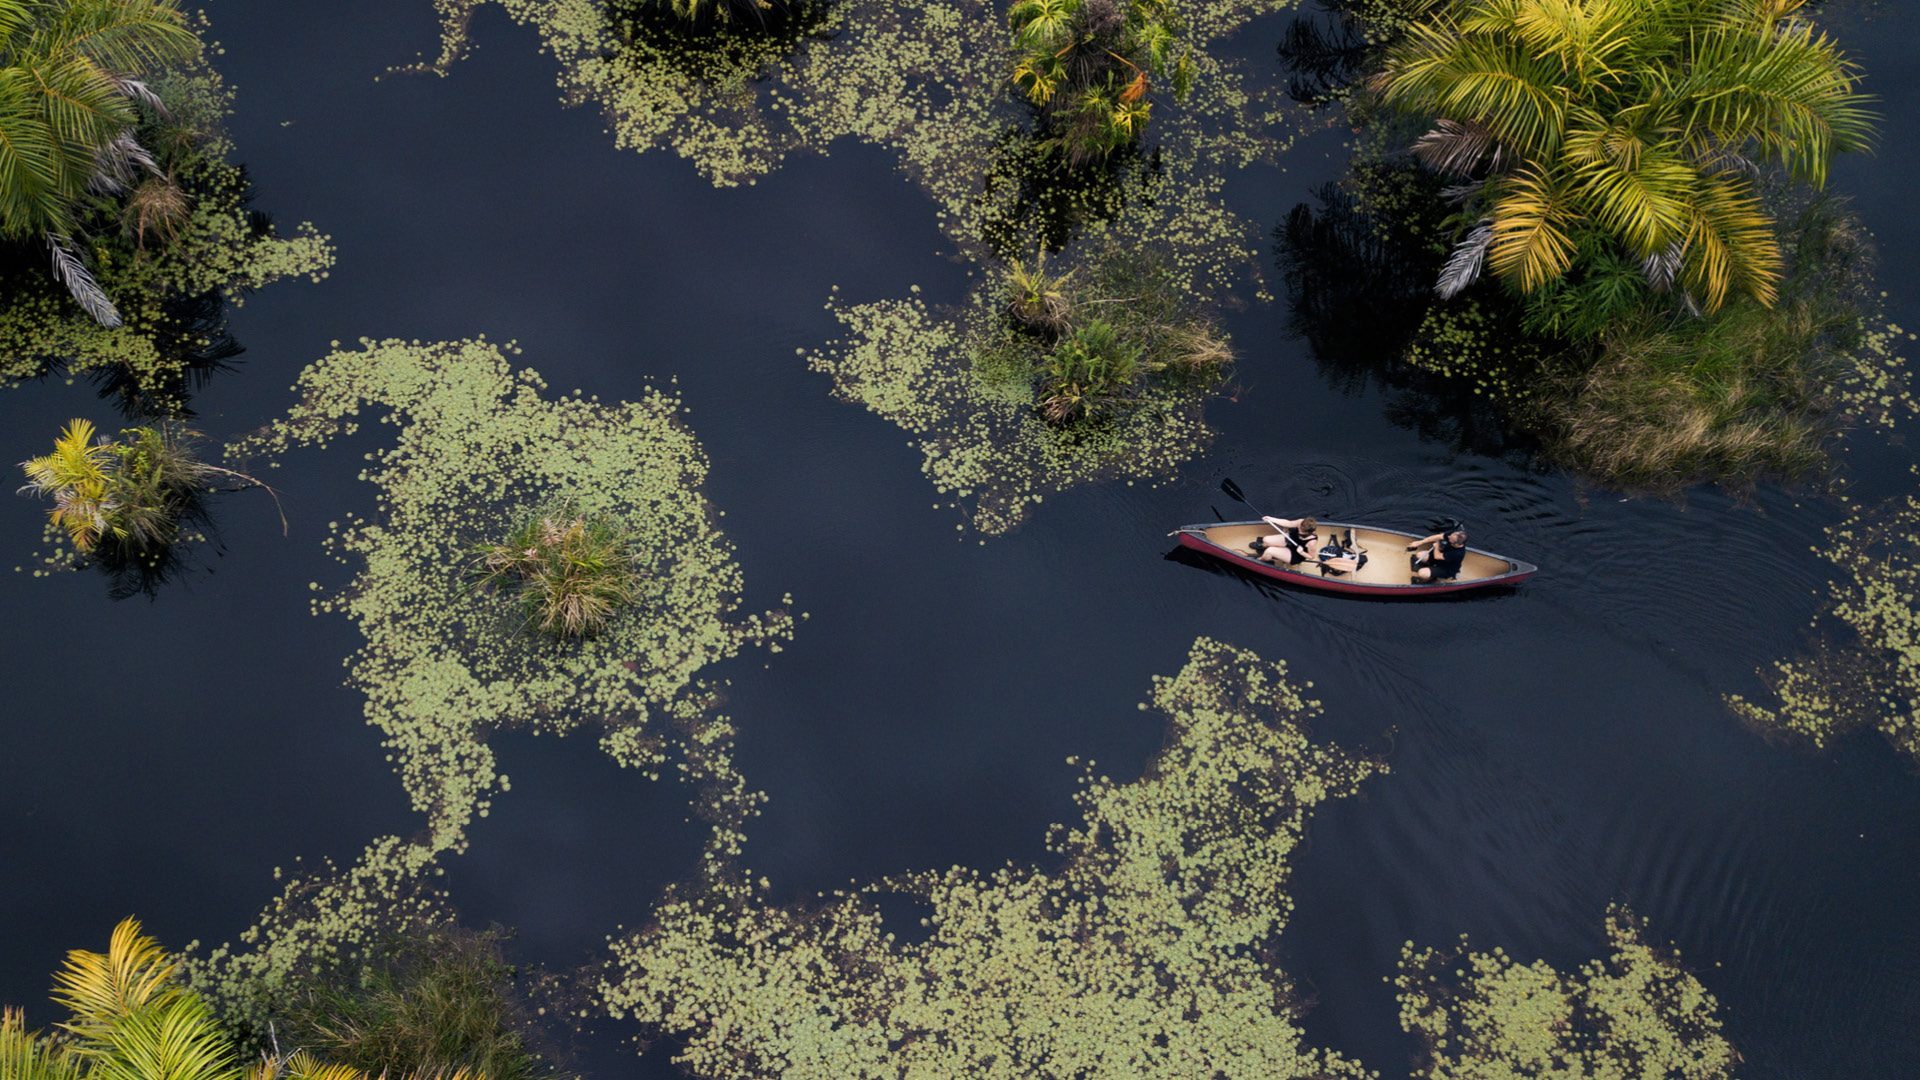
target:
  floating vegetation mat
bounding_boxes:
[0,19,334,412]
[601,636,1385,1076]
[806,286,1218,534]
[409,0,1308,531]
[194,338,791,1019]
[1728,484,1920,766]
[600,638,1739,1076]
[1396,906,1739,1078]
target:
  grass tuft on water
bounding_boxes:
[470,505,643,640]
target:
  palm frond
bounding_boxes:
[1675,20,1875,187]
[51,917,184,1039]
[0,1008,86,1080]
[1682,171,1782,311]
[113,75,170,117]
[1642,241,1683,293]
[1488,165,1576,291]
[79,995,235,1080]
[1411,118,1507,179]
[1566,138,1693,254]
[28,0,199,77]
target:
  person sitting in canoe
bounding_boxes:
[1248,516,1321,565]
[1408,527,1468,583]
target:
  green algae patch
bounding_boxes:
[810,281,1217,534]
[197,339,791,1019]
[230,337,791,852]
[0,28,334,412]
[601,636,1382,1077]
[1728,485,1920,765]
[1396,906,1739,1079]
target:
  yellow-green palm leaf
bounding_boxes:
[50,916,184,1039]
[1488,164,1576,290]
[19,418,114,552]
[1,1008,86,1080]
[1682,171,1782,311]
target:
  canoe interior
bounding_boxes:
[1195,523,1517,588]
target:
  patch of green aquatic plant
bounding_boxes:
[196,339,791,1023]
[1396,905,1740,1079]
[1728,484,1920,765]
[0,32,334,412]
[228,337,790,852]
[808,283,1218,533]
[601,636,1383,1077]
[408,0,1299,289]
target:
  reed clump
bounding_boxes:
[275,928,568,1080]
[469,505,643,639]
[988,246,1232,425]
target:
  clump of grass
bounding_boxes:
[988,246,1233,425]
[276,928,568,1080]
[1534,200,1874,489]
[470,506,643,639]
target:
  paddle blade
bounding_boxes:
[1220,477,1250,504]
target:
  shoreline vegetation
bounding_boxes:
[0,917,569,1080]
[0,5,334,415]
[1279,0,1910,492]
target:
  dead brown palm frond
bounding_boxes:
[1411,119,1507,179]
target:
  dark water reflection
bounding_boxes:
[0,2,1916,1078]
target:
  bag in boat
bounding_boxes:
[1315,535,1367,576]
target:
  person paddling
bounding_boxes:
[1249,516,1321,565]
[1408,527,1468,583]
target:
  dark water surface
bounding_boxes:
[3,2,1918,1077]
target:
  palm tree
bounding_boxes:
[1,918,486,1080]
[1009,0,1194,165]
[0,0,199,326]
[1378,0,1874,314]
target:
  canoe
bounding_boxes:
[1172,520,1537,597]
